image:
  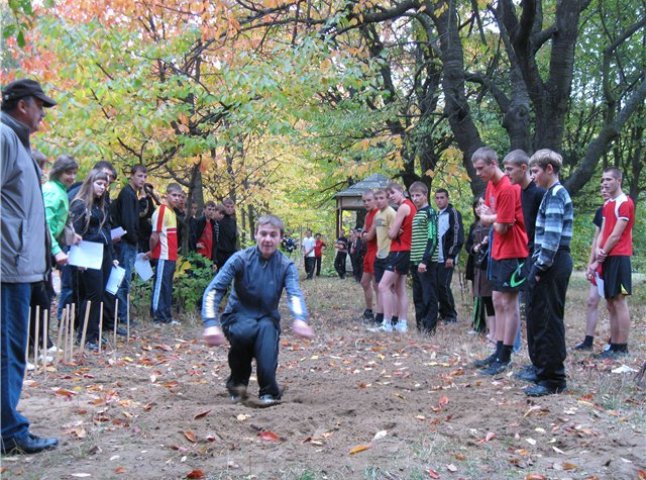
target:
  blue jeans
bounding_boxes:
[1,283,32,441]
[151,259,176,323]
[116,241,137,323]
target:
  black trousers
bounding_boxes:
[435,263,457,321]
[223,315,281,398]
[315,256,322,276]
[527,250,572,388]
[411,265,439,333]
[334,252,347,278]
[29,279,54,351]
[77,248,112,344]
[304,256,315,279]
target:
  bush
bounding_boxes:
[129,252,217,318]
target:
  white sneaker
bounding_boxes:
[378,321,393,333]
[47,345,60,353]
[38,354,54,362]
[26,362,36,371]
[394,321,408,333]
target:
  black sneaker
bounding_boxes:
[362,309,374,321]
[228,385,248,403]
[480,360,510,376]
[595,349,628,359]
[524,383,566,397]
[514,365,538,383]
[574,341,593,351]
[472,352,498,368]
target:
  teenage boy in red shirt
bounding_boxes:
[593,168,634,358]
[377,181,417,333]
[472,147,528,374]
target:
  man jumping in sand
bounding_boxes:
[201,214,314,406]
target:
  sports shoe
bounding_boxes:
[480,360,510,376]
[514,364,538,383]
[362,309,374,321]
[228,385,248,403]
[595,348,628,359]
[393,321,408,333]
[472,352,497,368]
[169,320,181,326]
[259,394,279,406]
[26,362,36,371]
[378,321,393,333]
[85,342,99,352]
[524,383,566,397]
[574,341,593,351]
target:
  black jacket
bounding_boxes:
[439,204,464,262]
[111,184,140,245]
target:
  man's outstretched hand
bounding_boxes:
[203,326,225,346]
[292,319,315,339]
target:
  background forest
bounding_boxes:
[2,0,644,268]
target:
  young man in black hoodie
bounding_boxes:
[112,165,147,325]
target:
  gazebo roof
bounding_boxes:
[334,173,390,198]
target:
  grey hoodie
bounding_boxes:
[1,111,48,283]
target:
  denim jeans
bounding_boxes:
[1,283,32,441]
[151,259,176,323]
[116,241,138,323]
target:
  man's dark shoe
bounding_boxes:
[480,360,510,376]
[514,365,538,383]
[524,384,566,397]
[85,342,99,352]
[228,385,248,403]
[472,352,497,368]
[595,349,628,359]
[362,309,374,321]
[574,341,593,351]
[115,327,128,337]
[1,433,58,454]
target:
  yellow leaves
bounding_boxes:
[349,444,371,455]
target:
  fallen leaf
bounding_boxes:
[186,470,205,479]
[454,453,466,461]
[55,388,76,398]
[183,430,197,443]
[439,395,449,406]
[259,430,280,442]
[638,469,646,480]
[562,462,577,471]
[193,410,211,420]
[236,414,250,421]
[428,468,441,478]
[525,475,546,480]
[155,344,173,351]
[349,444,371,455]
[115,467,126,474]
[446,464,457,472]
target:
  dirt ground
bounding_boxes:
[2,273,645,480]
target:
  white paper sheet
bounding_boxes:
[111,227,127,240]
[105,265,126,295]
[135,253,154,281]
[595,272,605,298]
[68,241,104,270]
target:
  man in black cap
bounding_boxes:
[1,78,59,453]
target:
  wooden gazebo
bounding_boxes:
[334,173,389,238]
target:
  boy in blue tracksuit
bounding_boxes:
[201,214,314,405]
